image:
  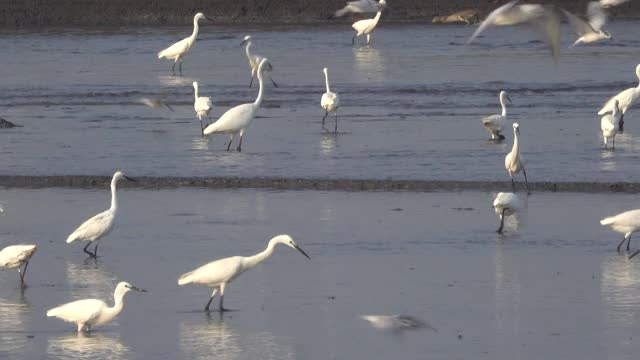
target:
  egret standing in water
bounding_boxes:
[505,123,529,193]
[601,100,621,149]
[193,81,213,135]
[598,64,640,131]
[482,90,511,141]
[600,209,640,259]
[321,67,341,133]
[493,192,524,234]
[66,171,135,258]
[46,281,146,332]
[178,234,310,312]
[352,1,385,46]
[203,59,269,151]
[157,12,213,73]
[0,244,37,284]
[241,35,278,88]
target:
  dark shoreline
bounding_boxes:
[1,0,638,28]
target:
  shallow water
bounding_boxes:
[1,188,640,359]
[2,23,640,181]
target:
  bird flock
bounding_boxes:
[1,0,640,335]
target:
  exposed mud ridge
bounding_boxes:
[1,176,640,193]
[1,0,639,27]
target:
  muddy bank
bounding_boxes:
[1,0,638,27]
[2,176,640,193]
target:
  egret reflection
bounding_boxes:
[157,75,195,87]
[65,260,117,299]
[494,244,522,338]
[47,332,132,360]
[352,47,385,82]
[320,133,337,155]
[601,255,640,327]
[0,295,31,354]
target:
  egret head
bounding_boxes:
[241,35,252,46]
[500,90,512,103]
[194,12,213,23]
[512,122,520,134]
[193,81,199,90]
[272,234,310,259]
[116,281,147,296]
[113,171,136,183]
[603,31,612,40]
[379,0,387,7]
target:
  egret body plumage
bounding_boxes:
[321,67,341,133]
[505,123,529,193]
[0,244,37,283]
[562,2,612,46]
[241,35,278,88]
[601,100,620,149]
[493,192,524,234]
[333,0,386,17]
[601,209,640,259]
[157,13,212,72]
[193,81,213,135]
[482,90,511,140]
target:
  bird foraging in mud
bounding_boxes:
[0,244,37,284]
[493,192,524,234]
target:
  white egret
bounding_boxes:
[360,315,436,333]
[352,2,385,46]
[482,90,512,141]
[601,100,620,149]
[467,1,561,61]
[0,244,37,283]
[493,192,524,234]
[157,13,213,73]
[562,2,612,46]
[505,123,529,193]
[598,64,640,131]
[203,59,269,152]
[321,67,341,133]
[333,0,386,17]
[192,81,213,135]
[240,35,278,88]
[600,209,640,259]
[140,97,174,111]
[600,0,631,7]
[178,234,310,312]
[46,281,146,332]
[66,171,135,258]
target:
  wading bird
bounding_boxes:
[66,171,135,258]
[505,123,529,193]
[203,59,269,151]
[352,2,385,46]
[321,67,341,133]
[562,2,612,46]
[601,100,620,149]
[47,281,146,332]
[241,35,278,88]
[193,81,213,135]
[600,209,640,259]
[360,315,436,333]
[157,13,213,73]
[333,0,386,17]
[0,244,37,284]
[178,234,310,312]
[493,192,524,234]
[482,90,511,141]
[598,64,640,131]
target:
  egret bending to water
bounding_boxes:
[333,0,386,17]
[493,192,524,234]
[0,244,37,283]
[598,64,640,131]
[47,281,146,332]
[505,123,529,193]
[562,2,612,46]
[193,82,213,135]
[66,171,135,258]
[203,59,269,151]
[601,100,620,149]
[321,68,341,133]
[157,13,212,73]
[178,234,310,312]
[241,35,278,88]
[352,2,385,46]
[600,209,640,259]
[482,90,511,141]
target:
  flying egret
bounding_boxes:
[178,234,310,312]
[600,209,640,259]
[600,0,631,7]
[601,100,621,149]
[193,82,213,135]
[505,123,529,193]
[482,90,512,141]
[333,0,386,17]
[352,2,385,46]
[467,1,561,61]
[140,97,174,111]
[562,2,612,46]
[598,64,640,131]
[493,192,524,234]
[157,13,213,73]
[360,315,436,333]
[432,9,480,25]
[66,171,135,258]
[321,67,341,133]
[203,59,269,152]
[0,244,37,284]
[240,35,278,88]
[46,281,146,332]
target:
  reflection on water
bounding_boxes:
[180,316,295,360]
[494,244,521,347]
[599,148,617,172]
[47,332,132,360]
[601,255,640,327]
[65,260,117,300]
[352,47,385,82]
[158,75,196,87]
[320,134,337,156]
[0,293,31,354]
[192,136,211,151]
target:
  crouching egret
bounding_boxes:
[482,90,511,141]
[333,0,386,17]
[241,35,278,88]
[598,64,640,131]
[352,2,385,46]
[360,315,436,333]
[178,234,310,312]
[193,82,213,135]
[47,281,146,332]
[505,123,529,194]
[66,171,135,258]
[600,209,640,259]
[562,2,612,46]
[321,67,341,133]
[203,59,269,152]
[157,13,213,73]
[601,100,620,149]
[493,192,524,234]
[0,244,37,284]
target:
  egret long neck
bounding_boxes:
[500,96,507,117]
[193,85,199,100]
[254,65,265,107]
[104,289,126,323]
[245,42,253,63]
[371,12,382,26]
[189,18,200,42]
[512,130,520,155]
[324,71,331,93]
[109,177,118,211]
[242,242,276,270]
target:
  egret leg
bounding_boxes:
[613,136,615,150]
[366,34,371,45]
[334,112,338,134]
[179,60,183,73]
[617,236,628,252]
[93,242,99,257]
[204,288,218,312]
[522,168,530,195]
[270,76,279,88]
[511,177,516,192]
[19,260,29,283]
[77,323,85,333]
[630,249,640,260]
[249,75,254,88]
[322,111,329,131]
[352,34,357,45]
[200,120,205,136]
[237,131,244,152]
[627,234,633,251]
[219,283,229,312]
[496,209,505,234]
[226,134,235,151]
[171,62,176,73]
[619,113,624,132]
[83,242,96,258]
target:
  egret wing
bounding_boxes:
[66,210,113,243]
[600,0,631,7]
[158,38,189,59]
[561,8,596,36]
[180,257,244,286]
[467,0,520,44]
[587,1,607,31]
[47,299,105,323]
[203,104,254,134]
